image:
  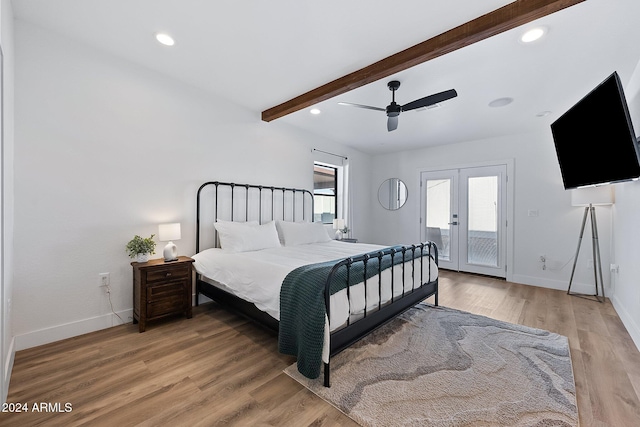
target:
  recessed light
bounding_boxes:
[520,27,546,43]
[536,110,552,117]
[155,33,175,46]
[310,108,321,115]
[488,97,514,108]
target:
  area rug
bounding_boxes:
[284,304,578,427]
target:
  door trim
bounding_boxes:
[417,159,514,282]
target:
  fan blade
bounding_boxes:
[401,89,458,112]
[387,116,398,132]
[338,102,385,112]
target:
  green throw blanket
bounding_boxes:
[278,245,429,379]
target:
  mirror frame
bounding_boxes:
[378,178,408,210]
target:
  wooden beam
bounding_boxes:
[261,0,585,122]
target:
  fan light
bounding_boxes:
[155,33,175,46]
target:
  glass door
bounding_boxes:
[422,170,458,271]
[459,166,506,277]
[421,165,507,278]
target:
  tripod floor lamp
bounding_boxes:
[567,186,614,302]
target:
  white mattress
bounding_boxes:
[192,240,438,329]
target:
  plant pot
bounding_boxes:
[136,253,151,263]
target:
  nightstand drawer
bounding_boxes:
[147,281,186,301]
[147,297,187,318]
[145,266,191,284]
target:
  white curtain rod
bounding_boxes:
[312,148,348,160]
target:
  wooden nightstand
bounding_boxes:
[132,256,194,332]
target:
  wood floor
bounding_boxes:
[2,270,640,426]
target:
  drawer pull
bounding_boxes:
[166,272,172,277]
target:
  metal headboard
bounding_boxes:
[196,181,314,253]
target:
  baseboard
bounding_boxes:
[610,295,640,352]
[14,284,633,353]
[194,293,213,306]
[14,293,213,351]
[512,274,639,352]
[510,274,607,296]
[15,309,133,351]
[2,336,15,403]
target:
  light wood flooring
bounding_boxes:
[2,270,640,426]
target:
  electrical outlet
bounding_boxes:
[538,255,546,270]
[99,272,110,287]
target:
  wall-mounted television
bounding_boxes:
[551,71,640,189]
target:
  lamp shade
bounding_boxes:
[571,186,615,207]
[333,219,345,230]
[158,223,181,241]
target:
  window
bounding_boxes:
[314,163,338,223]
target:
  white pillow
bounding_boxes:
[275,220,332,246]
[214,220,281,253]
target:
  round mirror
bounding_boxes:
[378,178,408,210]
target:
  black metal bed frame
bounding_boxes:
[194,181,438,387]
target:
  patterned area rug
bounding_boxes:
[284,304,578,427]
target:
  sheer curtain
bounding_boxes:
[312,149,350,236]
[342,158,353,238]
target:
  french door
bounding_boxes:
[421,165,507,278]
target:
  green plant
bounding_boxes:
[125,234,156,258]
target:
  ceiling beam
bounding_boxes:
[261,0,585,122]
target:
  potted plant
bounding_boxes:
[126,234,156,262]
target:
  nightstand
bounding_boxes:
[132,256,194,332]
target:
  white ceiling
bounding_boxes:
[12,0,640,154]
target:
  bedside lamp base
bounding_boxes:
[163,241,178,262]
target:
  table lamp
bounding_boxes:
[158,223,181,262]
[333,219,346,240]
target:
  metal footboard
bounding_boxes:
[322,242,439,387]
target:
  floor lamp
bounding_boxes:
[567,186,614,302]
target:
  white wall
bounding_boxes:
[609,60,640,349]
[612,182,640,349]
[1,0,15,405]
[13,21,371,349]
[368,129,613,295]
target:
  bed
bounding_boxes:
[193,181,439,387]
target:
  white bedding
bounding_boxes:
[192,240,438,330]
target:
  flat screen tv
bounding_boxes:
[551,71,640,189]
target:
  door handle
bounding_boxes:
[448,221,458,225]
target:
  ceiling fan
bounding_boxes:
[338,80,458,132]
